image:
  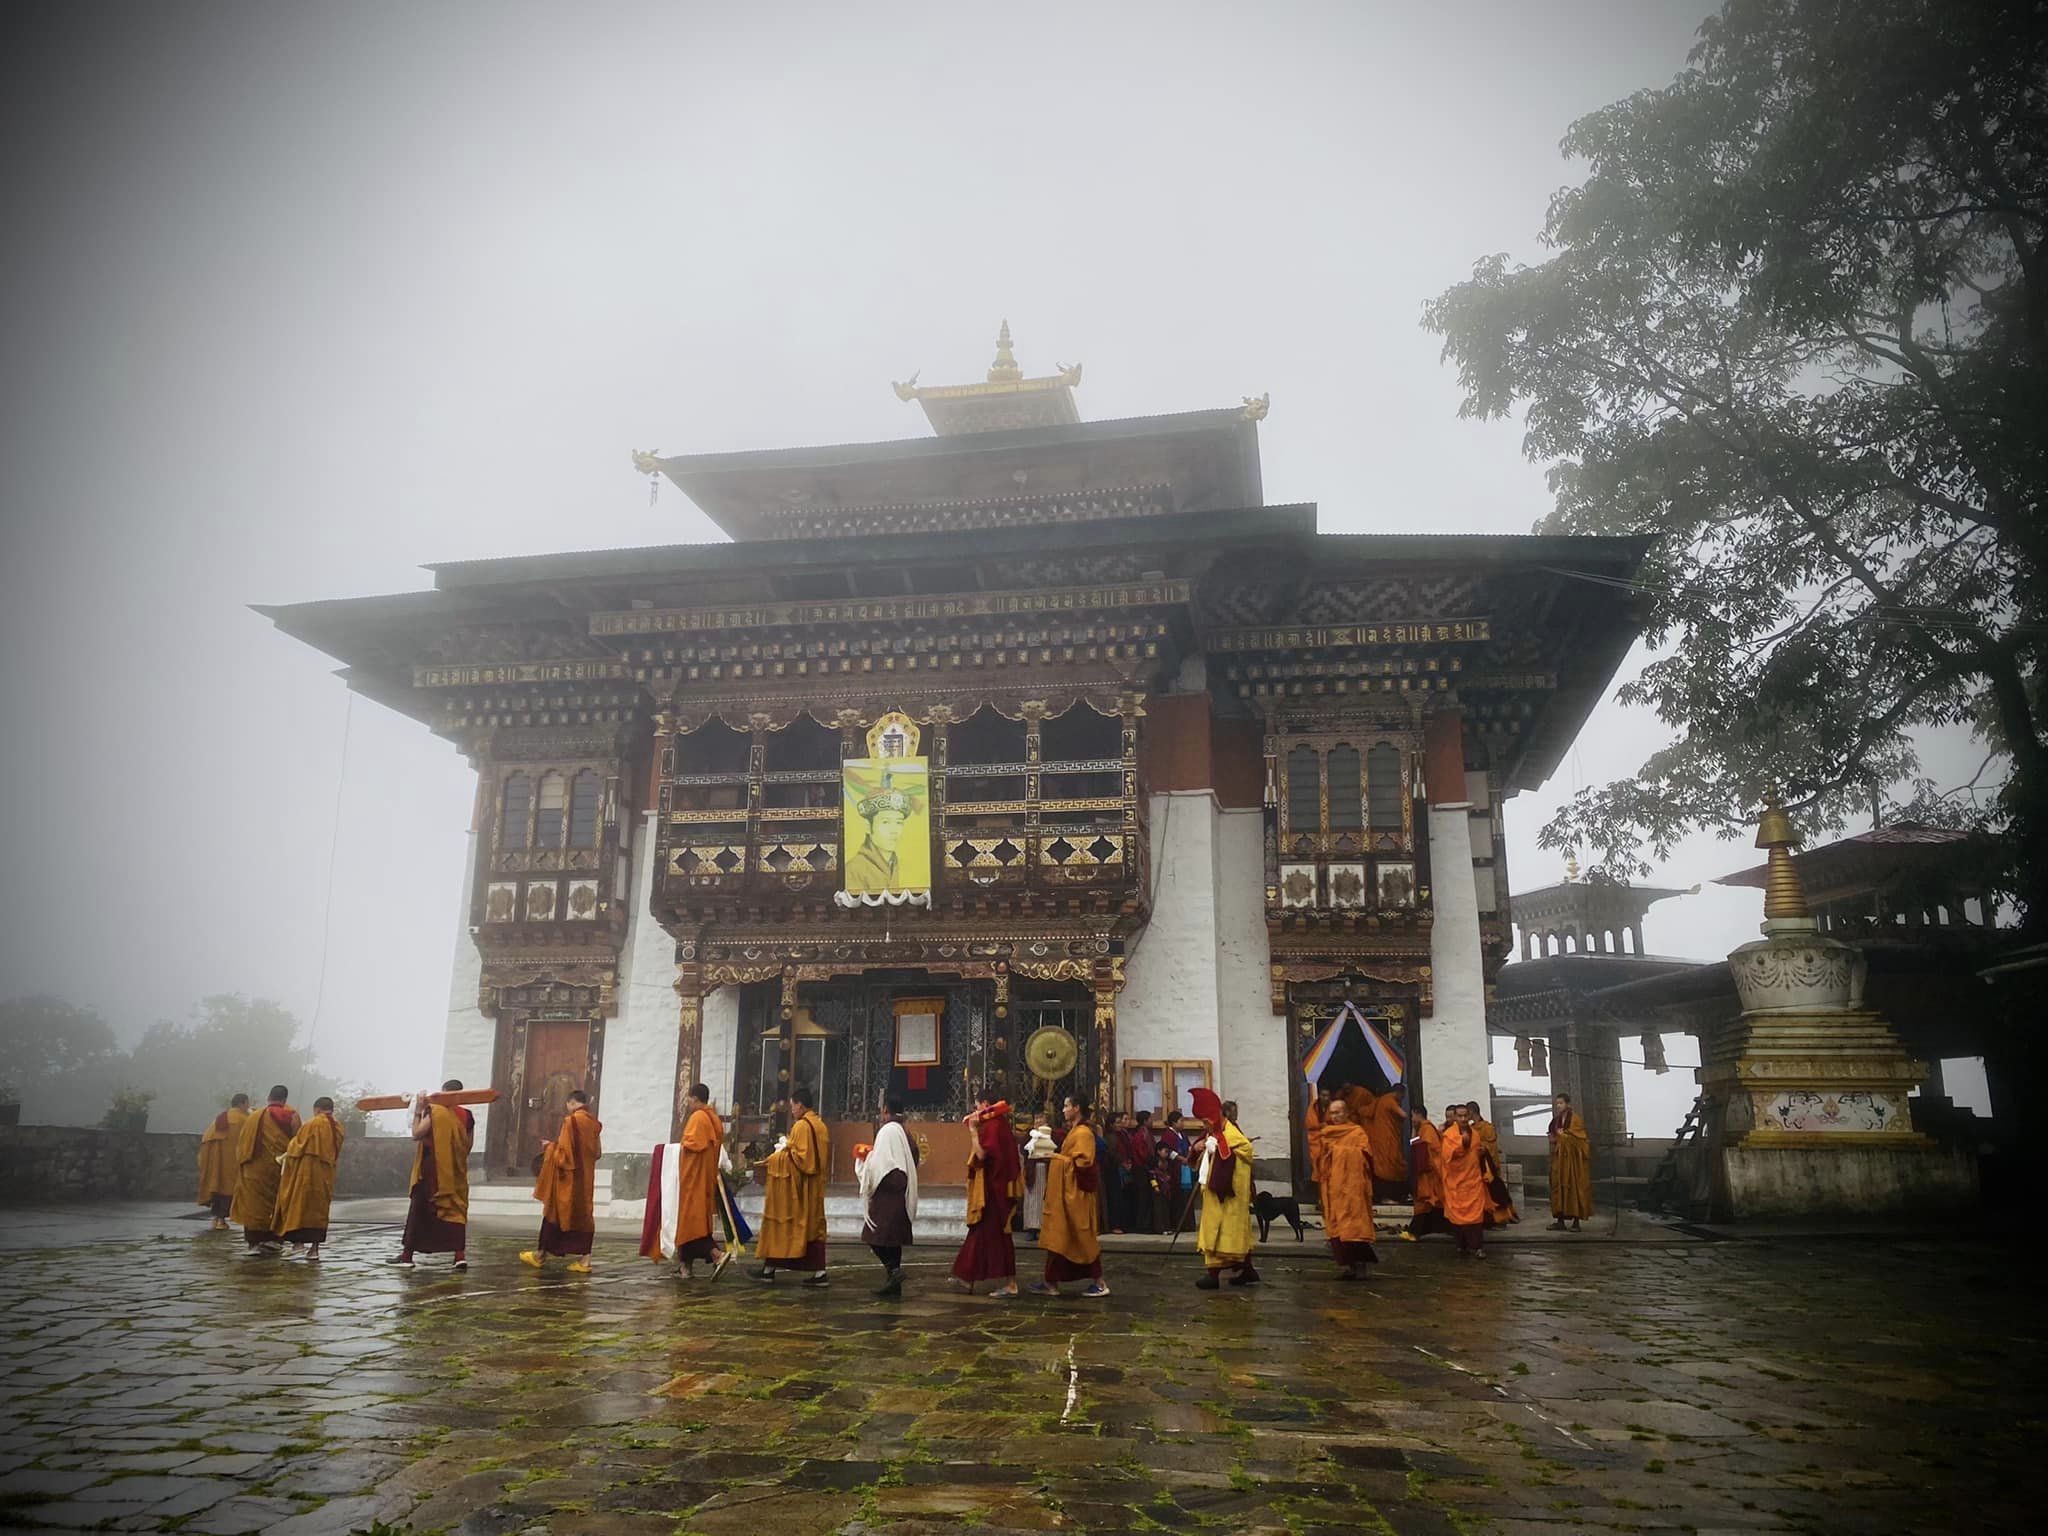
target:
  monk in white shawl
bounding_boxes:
[859,1097,920,1297]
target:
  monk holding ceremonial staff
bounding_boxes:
[1547,1093,1593,1232]
[389,1079,474,1271]
[1191,1087,1259,1290]
[950,1087,1021,1297]
[196,1093,249,1230]
[649,1083,729,1279]
[231,1085,299,1254]
[277,1096,345,1260]
[522,1089,601,1273]
[1307,1093,1377,1280]
[860,1098,919,1297]
[754,1084,830,1286]
[1030,1094,1108,1298]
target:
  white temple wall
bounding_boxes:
[1214,807,1285,1145]
[440,830,495,1151]
[1117,792,1225,1092]
[602,811,680,1157]
[1424,802,1492,1116]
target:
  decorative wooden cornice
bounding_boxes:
[590,580,1191,637]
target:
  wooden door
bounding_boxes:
[517,1020,591,1174]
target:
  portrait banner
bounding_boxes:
[840,757,931,901]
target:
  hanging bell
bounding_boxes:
[1641,1030,1668,1075]
[1530,1037,1550,1077]
[1514,1036,1533,1073]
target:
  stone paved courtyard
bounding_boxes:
[0,1204,2036,1535]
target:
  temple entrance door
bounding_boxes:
[1285,985,1417,1201]
[515,1019,590,1175]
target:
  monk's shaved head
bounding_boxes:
[230,1093,249,1108]
[442,1079,464,1092]
[267,1085,289,1103]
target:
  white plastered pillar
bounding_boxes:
[603,810,686,1155]
[1424,803,1492,1117]
[440,829,496,1151]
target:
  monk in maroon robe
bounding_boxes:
[951,1089,1022,1296]
[388,1079,475,1271]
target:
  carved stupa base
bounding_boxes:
[1694,1010,1975,1221]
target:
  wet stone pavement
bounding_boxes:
[0,1204,2037,1535]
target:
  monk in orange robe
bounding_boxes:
[196,1094,250,1230]
[672,1082,730,1278]
[1440,1104,1489,1257]
[388,1079,474,1271]
[1368,1091,1409,1199]
[277,1096,345,1259]
[230,1085,300,1253]
[951,1088,1022,1297]
[754,1085,830,1285]
[1547,1092,1594,1230]
[1030,1095,1108,1297]
[1402,1107,1446,1241]
[522,1089,601,1273]
[1465,1100,1518,1226]
[1307,1094,1377,1279]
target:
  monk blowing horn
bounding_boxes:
[352,1089,500,1112]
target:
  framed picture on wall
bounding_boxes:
[892,997,944,1067]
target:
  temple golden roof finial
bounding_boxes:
[987,320,1022,384]
[1564,852,1580,883]
[1755,793,1811,922]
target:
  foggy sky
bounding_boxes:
[2,1,1990,1133]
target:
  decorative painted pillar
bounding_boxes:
[669,946,703,1142]
[1092,969,1118,1115]
[1422,707,1490,1116]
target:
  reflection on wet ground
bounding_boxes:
[0,1204,2035,1533]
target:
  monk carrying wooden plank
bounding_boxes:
[230,1086,300,1254]
[277,1096,346,1260]
[752,1084,830,1286]
[196,1094,250,1231]
[521,1089,601,1274]
[387,1079,473,1271]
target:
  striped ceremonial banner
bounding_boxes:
[1301,1003,1407,1087]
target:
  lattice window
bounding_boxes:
[499,773,531,851]
[1327,746,1363,831]
[567,770,602,850]
[1368,743,1403,829]
[1286,745,1320,832]
[535,771,567,847]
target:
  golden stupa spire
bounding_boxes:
[1754,795,1811,922]
[1564,852,1581,883]
[987,320,1022,383]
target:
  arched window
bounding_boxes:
[1326,746,1363,831]
[567,771,602,850]
[1286,745,1320,832]
[1367,744,1403,829]
[535,771,568,848]
[499,773,531,851]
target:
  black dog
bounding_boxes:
[1251,1189,1307,1242]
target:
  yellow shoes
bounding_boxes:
[518,1250,543,1269]
[567,1258,591,1275]
[1398,1231,1418,1242]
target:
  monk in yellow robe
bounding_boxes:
[1031,1094,1107,1297]
[1307,1094,1376,1279]
[1402,1108,1446,1241]
[1547,1092,1594,1230]
[1466,1100,1519,1226]
[522,1089,601,1273]
[388,1080,474,1271]
[1440,1105,1489,1257]
[754,1085,830,1285]
[196,1094,250,1229]
[277,1096,345,1260]
[1189,1087,1259,1289]
[230,1085,300,1253]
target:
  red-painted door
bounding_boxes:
[517,1020,590,1174]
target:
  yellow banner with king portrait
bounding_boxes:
[841,757,931,900]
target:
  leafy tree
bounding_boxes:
[1425,0,2044,921]
[0,994,118,1083]
[127,994,343,1132]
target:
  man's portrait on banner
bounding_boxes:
[841,758,930,896]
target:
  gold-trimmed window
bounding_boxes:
[535,771,568,848]
[567,770,602,850]
[498,773,532,851]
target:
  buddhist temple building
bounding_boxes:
[259,326,1648,1196]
